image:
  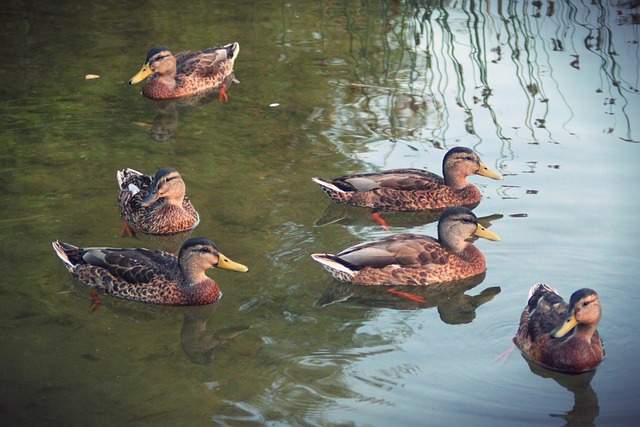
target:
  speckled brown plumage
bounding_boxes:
[129,43,239,100]
[311,207,501,286]
[514,283,604,373]
[312,147,503,212]
[52,238,248,306]
[117,167,199,235]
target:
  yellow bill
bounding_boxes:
[217,253,249,272]
[129,63,152,85]
[476,162,504,180]
[551,312,577,338]
[473,223,501,241]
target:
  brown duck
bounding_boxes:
[312,147,503,212]
[311,207,501,286]
[514,283,604,373]
[129,43,240,100]
[117,167,199,235]
[52,238,248,306]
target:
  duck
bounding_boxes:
[117,167,200,235]
[312,147,503,212]
[513,283,604,373]
[311,206,500,286]
[52,238,248,306]
[129,42,240,100]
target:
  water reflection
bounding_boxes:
[524,358,600,426]
[1,0,639,425]
[180,303,250,365]
[325,0,639,169]
[314,203,502,237]
[131,74,237,142]
[313,202,445,229]
[70,287,248,364]
[317,273,501,325]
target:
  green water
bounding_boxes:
[1,1,639,425]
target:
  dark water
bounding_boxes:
[1,1,639,425]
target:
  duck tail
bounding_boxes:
[116,168,143,190]
[52,241,78,271]
[228,42,240,60]
[311,253,357,283]
[311,177,353,204]
[527,282,557,309]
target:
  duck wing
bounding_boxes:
[527,287,567,341]
[337,233,448,269]
[81,247,178,284]
[176,47,234,78]
[337,169,445,192]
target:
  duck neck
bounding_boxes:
[143,74,177,98]
[451,184,481,205]
[574,323,598,343]
[442,241,485,266]
[443,169,469,190]
[165,196,185,207]
[155,69,177,87]
[179,260,210,287]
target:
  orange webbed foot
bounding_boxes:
[218,84,228,102]
[89,291,102,314]
[371,212,390,232]
[494,343,515,364]
[387,289,426,303]
[120,221,134,237]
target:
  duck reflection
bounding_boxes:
[73,292,248,365]
[313,202,447,229]
[132,74,237,142]
[524,358,600,426]
[316,272,501,325]
[180,303,250,364]
[314,202,501,234]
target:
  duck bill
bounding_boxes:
[476,162,504,180]
[129,63,152,85]
[551,312,577,338]
[473,224,501,241]
[140,189,159,207]
[216,252,249,273]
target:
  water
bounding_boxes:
[1,1,639,425]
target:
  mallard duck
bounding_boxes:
[117,167,200,235]
[129,42,240,100]
[311,206,500,286]
[514,283,604,373]
[312,147,503,212]
[52,238,248,306]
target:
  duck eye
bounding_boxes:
[582,301,589,307]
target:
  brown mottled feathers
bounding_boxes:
[312,147,503,212]
[52,241,204,305]
[52,238,248,306]
[337,233,449,268]
[131,43,239,100]
[311,207,500,286]
[175,47,232,79]
[117,168,199,235]
[514,284,604,373]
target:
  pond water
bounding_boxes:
[1,1,639,425]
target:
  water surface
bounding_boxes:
[1,1,639,425]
